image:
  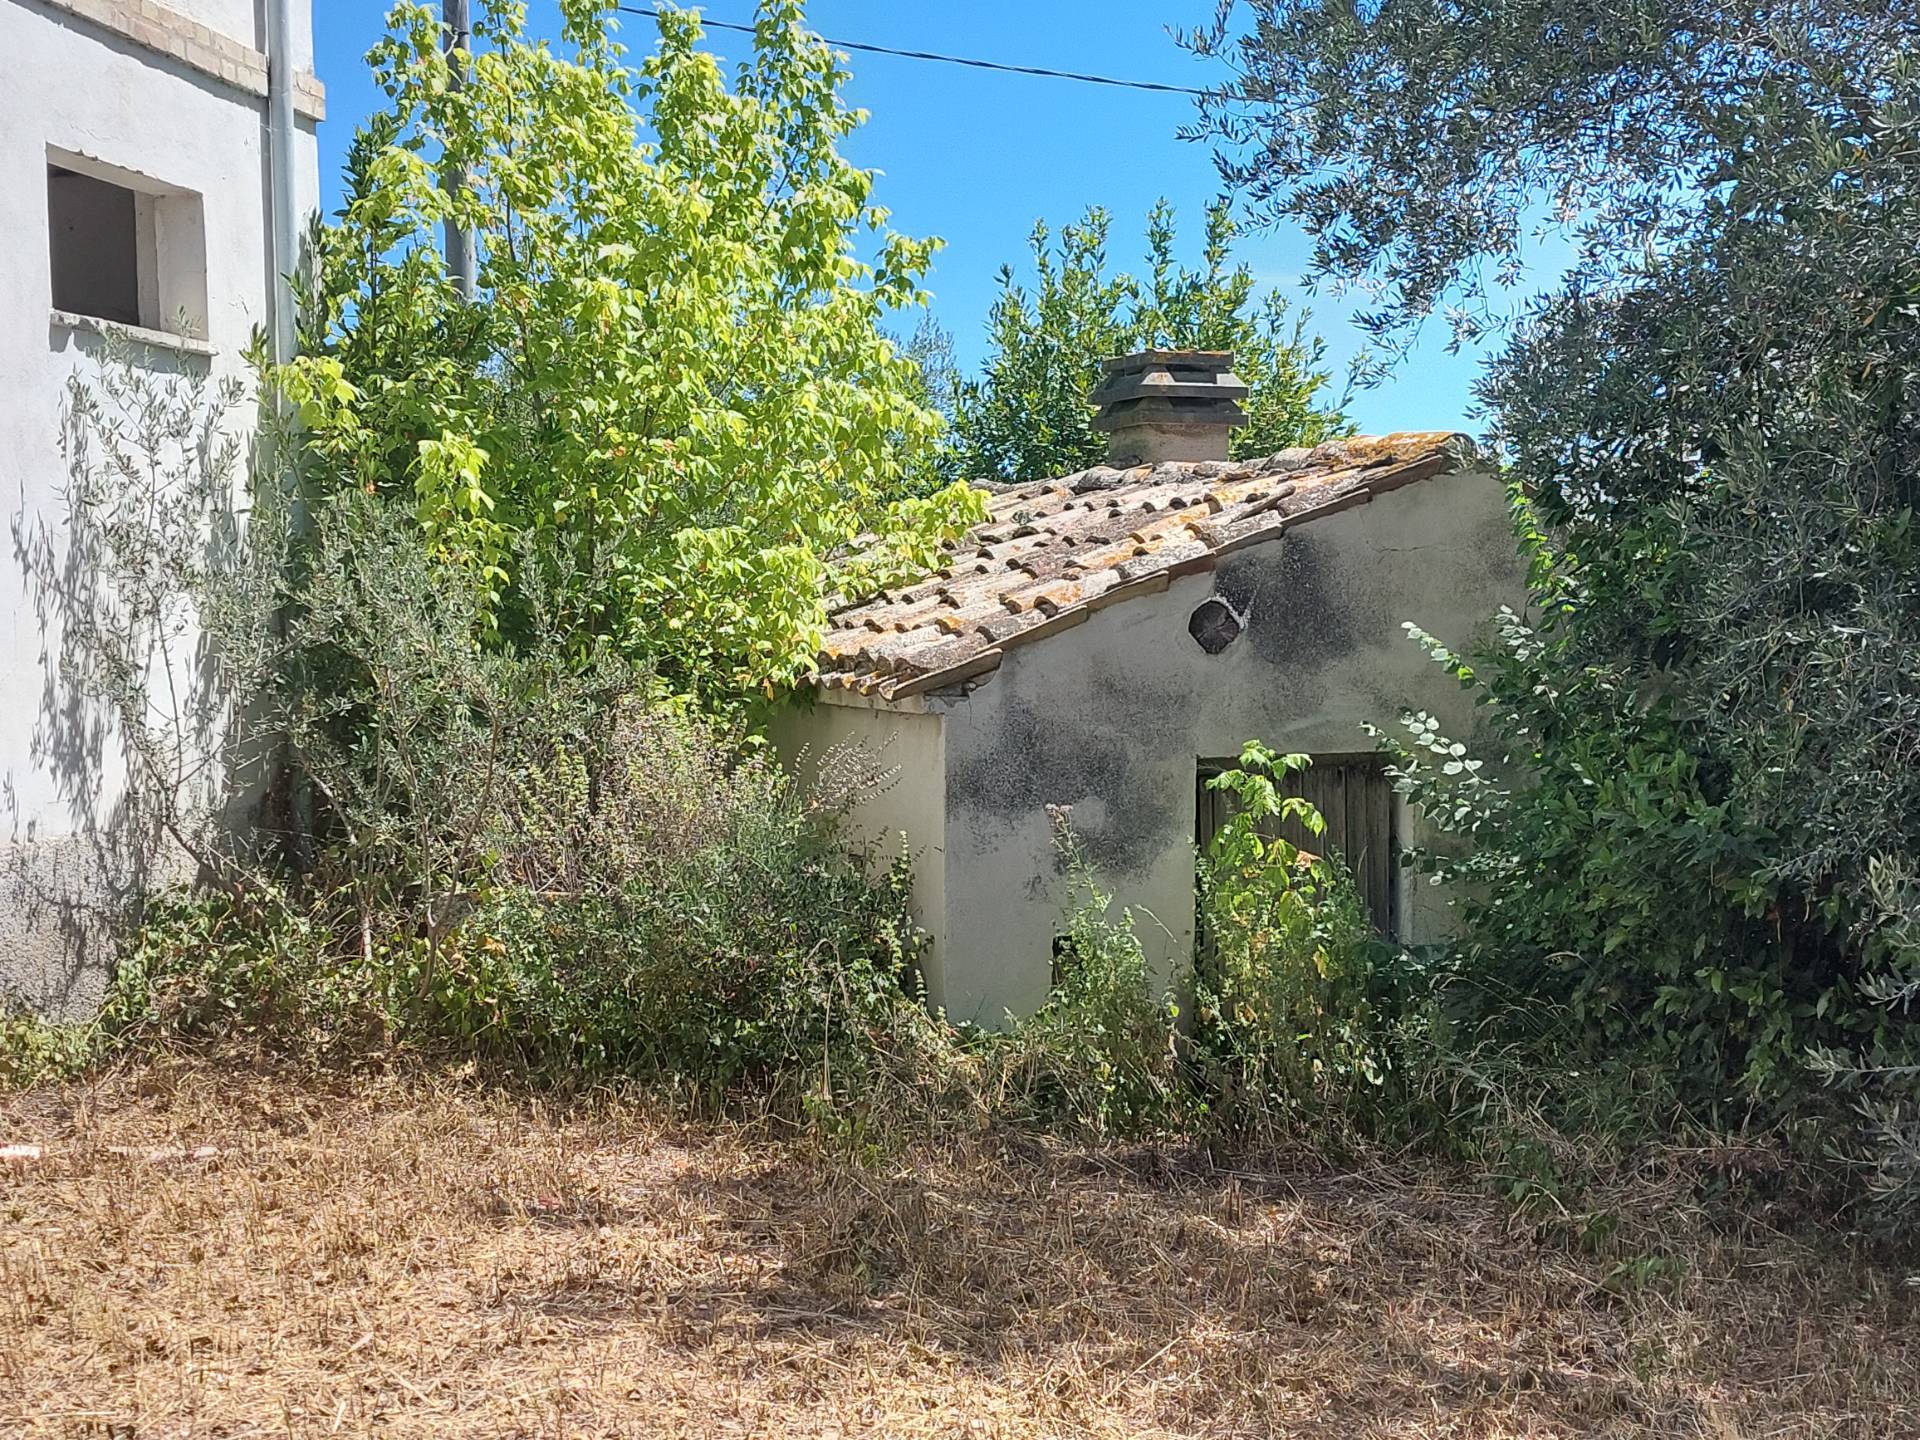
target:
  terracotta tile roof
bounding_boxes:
[814,432,1477,701]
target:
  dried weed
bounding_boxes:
[0,1061,1913,1438]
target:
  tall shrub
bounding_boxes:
[1195,744,1391,1133]
[275,0,984,707]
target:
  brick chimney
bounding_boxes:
[1090,349,1248,466]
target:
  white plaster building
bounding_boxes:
[778,351,1526,1028]
[1,0,322,1016]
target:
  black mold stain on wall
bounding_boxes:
[1219,533,1386,672]
[948,682,1193,879]
[1210,549,1270,618]
[1467,507,1530,584]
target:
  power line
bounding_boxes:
[612,6,1211,97]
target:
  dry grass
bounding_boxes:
[1,1061,1914,1438]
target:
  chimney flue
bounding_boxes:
[1090,349,1248,467]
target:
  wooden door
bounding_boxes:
[1197,754,1397,936]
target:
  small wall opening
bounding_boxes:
[1188,597,1244,654]
[47,153,208,338]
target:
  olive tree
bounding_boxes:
[1191,0,1920,1214]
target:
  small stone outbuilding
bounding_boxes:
[776,351,1525,1027]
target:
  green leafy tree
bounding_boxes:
[1191,0,1920,1203]
[947,200,1349,482]
[899,315,961,428]
[273,0,983,706]
[891,315,965,497]
[1183,0,1911,343]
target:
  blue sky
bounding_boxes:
[313,2,1503,434]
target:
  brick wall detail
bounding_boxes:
[33,0,327,120]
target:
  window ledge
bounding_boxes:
[50,309,216,359]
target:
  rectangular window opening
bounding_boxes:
[47,154,208,339]
[48,164,146,326]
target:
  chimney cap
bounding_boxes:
[1097,347,1237,374]
[1090,349,1248,465]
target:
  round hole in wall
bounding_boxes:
[1188,597,1243,655]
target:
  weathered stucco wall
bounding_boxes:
[0,0,319,1017]
[771,698,953,1010]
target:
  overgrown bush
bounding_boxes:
[1375,610,1883,1217]
[984,762,1401,1145]
[4,704,932,1101]
[82,704,929,1095]
[471,708,927,1086]
[989,807,1184,1137]
[1192,743,1401,1139]
[1379,613,1873,1110]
